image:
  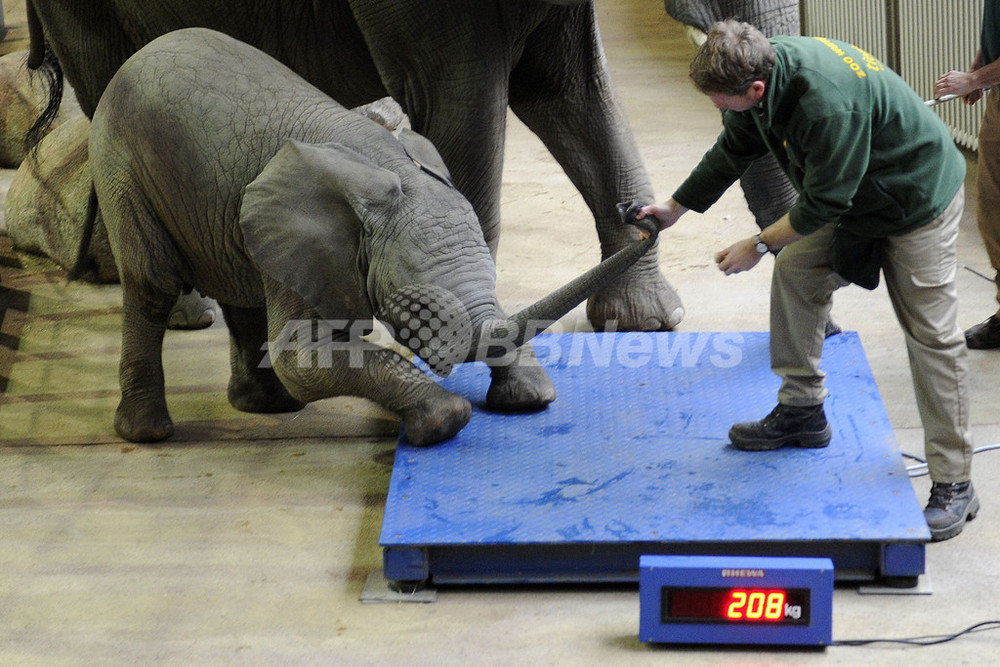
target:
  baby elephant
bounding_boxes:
[90,28,655,445]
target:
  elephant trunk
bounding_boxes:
[468,204,658,362]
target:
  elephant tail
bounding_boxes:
[469,203,659,363]
[504,204,659,348]
[67,185,99,282]
[25,0,65,152]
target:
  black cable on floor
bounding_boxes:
[905,443,1000,478]
[834,619,1000,646]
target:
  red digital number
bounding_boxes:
[726,589,786,621]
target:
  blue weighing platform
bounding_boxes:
[380,332,929,586]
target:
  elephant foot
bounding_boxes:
[167,290,217,330]
[402,392,472,446]
[114,397,174,443]
[227,373,306,414]
[486,362,556,411]
[587,264,684,332]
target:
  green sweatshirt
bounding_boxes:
[673,36,966,238]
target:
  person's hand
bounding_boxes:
[715,237,765,275]
[936,70,984,105]
[936,50,985,103]
[634,199,688,240]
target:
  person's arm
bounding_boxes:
[714,106,865,276]
[714,213,803,275]
[936,49,1000,104]
[671,112,771,214]
[636,110,768,236]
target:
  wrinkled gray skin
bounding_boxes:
[92,29,655,446]
[664,0,800,231]
[27,0,683,332]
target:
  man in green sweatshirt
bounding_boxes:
[638,20,977,540]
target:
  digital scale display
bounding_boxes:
[640,555,833,646]
[662,586,810,625]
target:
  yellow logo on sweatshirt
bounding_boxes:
[814,37,885,79]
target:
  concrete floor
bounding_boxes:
[2,1,1000,664]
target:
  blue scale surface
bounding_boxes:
[380,332,929,585]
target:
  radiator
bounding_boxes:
[897,0,984,150]
[802,0,985,151]
[801,0,890,62]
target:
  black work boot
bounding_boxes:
[924,481,979,541]
[965,314,1000,349]
[729,403,832,451]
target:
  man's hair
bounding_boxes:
[689,19,776,95]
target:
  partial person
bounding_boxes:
[638,21,978,540]
[936,0,1000,349]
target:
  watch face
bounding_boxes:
[756,241,768,254]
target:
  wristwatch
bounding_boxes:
[754,233,769,254]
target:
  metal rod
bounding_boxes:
[925,94,960,107]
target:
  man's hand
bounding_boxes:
[934,49,1000,105]
[715,237,765,275]
[935,69,984,105]
[635,199,689,240]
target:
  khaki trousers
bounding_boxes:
[769,187,974,483]
[977,87,1000,313]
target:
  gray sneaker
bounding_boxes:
[924,481,979,541]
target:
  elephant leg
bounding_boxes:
[476,301,556,411]
[712,0,801,38]
[509,4,684,331]
[269,325,472,446]
[368,350,473,446]
[349,2,510,255]
[408,90,508,256]
[219,303,305,414]
[115,281,175,442]
[486,342,556,412]
[739,152,799,232]
[264,283,471,446]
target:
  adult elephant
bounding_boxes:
[664,0,800,231]
[25,0,684,332]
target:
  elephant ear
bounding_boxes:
[239,139,403,319]
[398,127,454,187]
